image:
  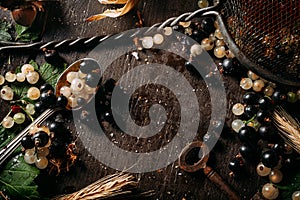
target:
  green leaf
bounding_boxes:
[10,83,31,100]
[280,170,300,199]
[0,126,19,149]
[29,60,39,71]
[38,62,66,88]
[15,24,40,42]
[0,20,12,41]
[0,154,40,199]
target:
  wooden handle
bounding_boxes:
[203,166,240,200]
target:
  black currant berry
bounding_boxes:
[34,101,46,114]
[228,157,244,174]
[191,30,206,42]
[49,122,62,133]
[272,91,286,104]
[40,83,54,93]
[32,131,49,147]
[201,18,215,33]
[44,50,65,67]
[258,97,273,110]
[244,105,258,118]
[85,73,100,87]
[272,143,284,155]
[256,110,271,124]
[21,135,35,149]
[242,92,260,105]
[222,58,234,74]
[239,145,257,161]
[261,150,279,168]
[79,60,100,74]
[40,90,57,107]
[172,25,185,33]
[238,126,259,147]
[56,95,68,108]
[258,126,277,142]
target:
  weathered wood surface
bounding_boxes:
[0,0,269,199]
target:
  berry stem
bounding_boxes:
[0,109,12,126]
[20,106,34,122]
[243,114,256,124]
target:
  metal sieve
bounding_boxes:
[152,0,300,86]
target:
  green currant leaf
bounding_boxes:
[27,60,66,88]
[10,83,32,100]
[280,170,300,200]
[0,154,40,199]
[29,60,39,71]
[0,20,12,42]
[38,62,66,88]
[15,24,40,42]
[0,126,20,149]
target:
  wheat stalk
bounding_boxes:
[272,106,300,154]
[52,173,152,200]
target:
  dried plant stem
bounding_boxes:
[53,173,139,200]
[272,106,300,154]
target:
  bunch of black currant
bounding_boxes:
[34,83,68,114]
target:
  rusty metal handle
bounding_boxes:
[203,165,240,200]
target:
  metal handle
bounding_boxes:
[203,165,240,200]
[0,108,60,166]
[0,3,220,52]
[0,35,111,52]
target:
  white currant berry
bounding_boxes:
[25,104,35,115]
[27,87,40,100]
[262,183,279,200]
[78,70,87,79]
[0,85,14,101]
[77,90,89,100]
[153,34,164,45]
[25,148,35,156]
[0,75,5,85]
[24,153,36,164]
[163,27,173,36]
[5,71,16,82]
[142,36,154,49]
[68,95,78,108]
[26,71,39,84]
[16,73,26,82]
[37,147,49,157]
[13,113,26,124]
[21,64,34,75]
[35,156,48,169]
[190,44,203,57]
[2,116,14,128]
[66,72,78,83]
[70,78,85,93]
[60,86,72,98]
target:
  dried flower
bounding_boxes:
[87,0,140,21]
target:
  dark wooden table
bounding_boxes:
[0,0,270,199]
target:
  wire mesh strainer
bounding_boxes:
[192,0,300,86]
[151,0,300,85]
